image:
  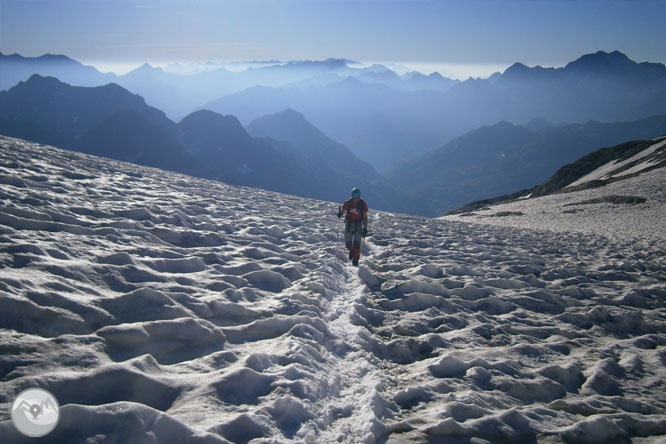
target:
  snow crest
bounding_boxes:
[1,136,666,443]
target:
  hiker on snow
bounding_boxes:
[337,188,368,266]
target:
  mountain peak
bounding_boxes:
[0,52,78,64]
[128,63,163,75]
[503,62,532,77]
[276,108,306,120]
[247,108,315,136]
[268,108,320,128]
[39,53,79,63]
[402,71,426,80]
[181,109,245,128]
[23,73,65,86]
[565,50,634,72]
[15,74,143,103]
[179,109,250,143]
[364,64,391,74]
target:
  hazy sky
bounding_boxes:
[1,0,665,78]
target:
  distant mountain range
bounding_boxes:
[5,50,665,174]
[0,75,434,216]
[0,52,116,90]
[389,115,666,214]
[203,50,666,172]
[0,52,458,123]
[449,135,666,215]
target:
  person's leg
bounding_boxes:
[352,222,362,264]
[344,222,354,260]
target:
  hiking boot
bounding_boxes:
[349,250,354,261]
[352,257,359,267]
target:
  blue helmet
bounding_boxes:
[351,188,361,198]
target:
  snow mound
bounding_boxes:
[0,402,228,444]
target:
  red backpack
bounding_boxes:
[344,198,366,221]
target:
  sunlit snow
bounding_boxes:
[1,136,665,443]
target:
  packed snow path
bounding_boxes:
[1,135,665,443]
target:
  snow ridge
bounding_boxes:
[1,135,666,443]
[567,137,666,188]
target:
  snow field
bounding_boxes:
[444,137,666,245]
[0,135,665,443]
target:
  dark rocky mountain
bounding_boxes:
[0,74,144,152]
[390,115,666,215]
[450,135,666,214]
[0,75,146,135]
[563,50,666,81]
[180,109,254,150]
[0,76,332,200]
[0,75,210,178]
[177,110,308,196]
[80,108,208,178]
